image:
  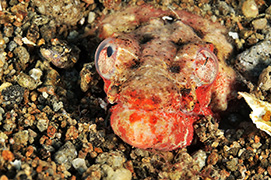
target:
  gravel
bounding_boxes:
[1,0,271,179]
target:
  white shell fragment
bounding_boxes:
[239,92,271,135]
[228,32,239,39]
[22,37,36,46]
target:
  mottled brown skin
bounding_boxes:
[95,4,236,150]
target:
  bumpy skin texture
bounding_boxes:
[95,5,236,151]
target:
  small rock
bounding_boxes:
[96,151,126,169]
[39,39,80,69]
[192,150,207,169]
[52,101,63,112]
[37,119,49,132]
[72,158,87,174]
[251,142,262,149]
[226,158,238,171]
[10,160,21,170]
[217,1,235,16]
[80,62,99,92]
[16,73,39,90]
[29,68,43,82]
[258,66,271,91]
[43,68,60,87]
[85,151,132,180]
[0,50,6,68]
[88,12,95,24]
[0,107,5,122]
[235,40,271,82]
[0,36,6,49]
[267,166,271,176]
[54,141,77,169]
[207,151,219,165]
[32,0,86,26]
[7,41,18,51]
[102,165,132,180]
[82,164,102,179]
[252,18,267,30]
[1,84,25,107]
[13,130,29,146]
[28,129,37,144]
[2,150,14,161]
[26,24,40,44]
[242,0,259,18]
[238,148,246,157]
[67,30,79,41]
[0,131,8,143]
[13,46,30,70]
[32,15,50,26]
[228,32,239,40]
[3,24,14,37]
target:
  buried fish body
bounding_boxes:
[95,5,235,151]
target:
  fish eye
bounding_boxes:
[194,48,219,86]
[95,38,117,80]
[107,46,113,57]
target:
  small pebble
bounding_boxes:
[16,73,39,90]
[1,84,25,106]
[0,107,5,122]
[252,18,267,30]
[96,151,126,169]
[67,31,79,41]
[0,51,6,68]
[3,24,14,37]
[32,15,50,26]
[39,39,80,69]
[37,119,49,132]
[2,150,14,161]
[236,40,271,82]
[228,32,239,40]
[251,142,262,149]
[192,150,207,169]
[29,68,43,81]
[7,41,18,51]
[10,160,21,170]
[267,166,271,176]
[207,151,219,165]
[72,158,88,174]
[217,1,235,16]
[0,131,8,142]
[242,0,259,18]
[88,12,96,24]
[226,158,238,171]
[13,46,30,69]
[32,0,86,26]
[258,66,271,91]
[52,101,64,112]
[54,141,77,169]
[13,130,29,146]
[103,166,132,180]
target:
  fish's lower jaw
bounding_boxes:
[110,103,194,151]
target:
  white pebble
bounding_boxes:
[72,158,87,174]
[228,32,239,39]
[88,12,95,24]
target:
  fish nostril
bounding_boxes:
[169,65,181,73]
[140,35,154,44]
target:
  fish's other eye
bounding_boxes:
[194,48,219,86]
[95,38,118,80]
[95,36,140,81]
